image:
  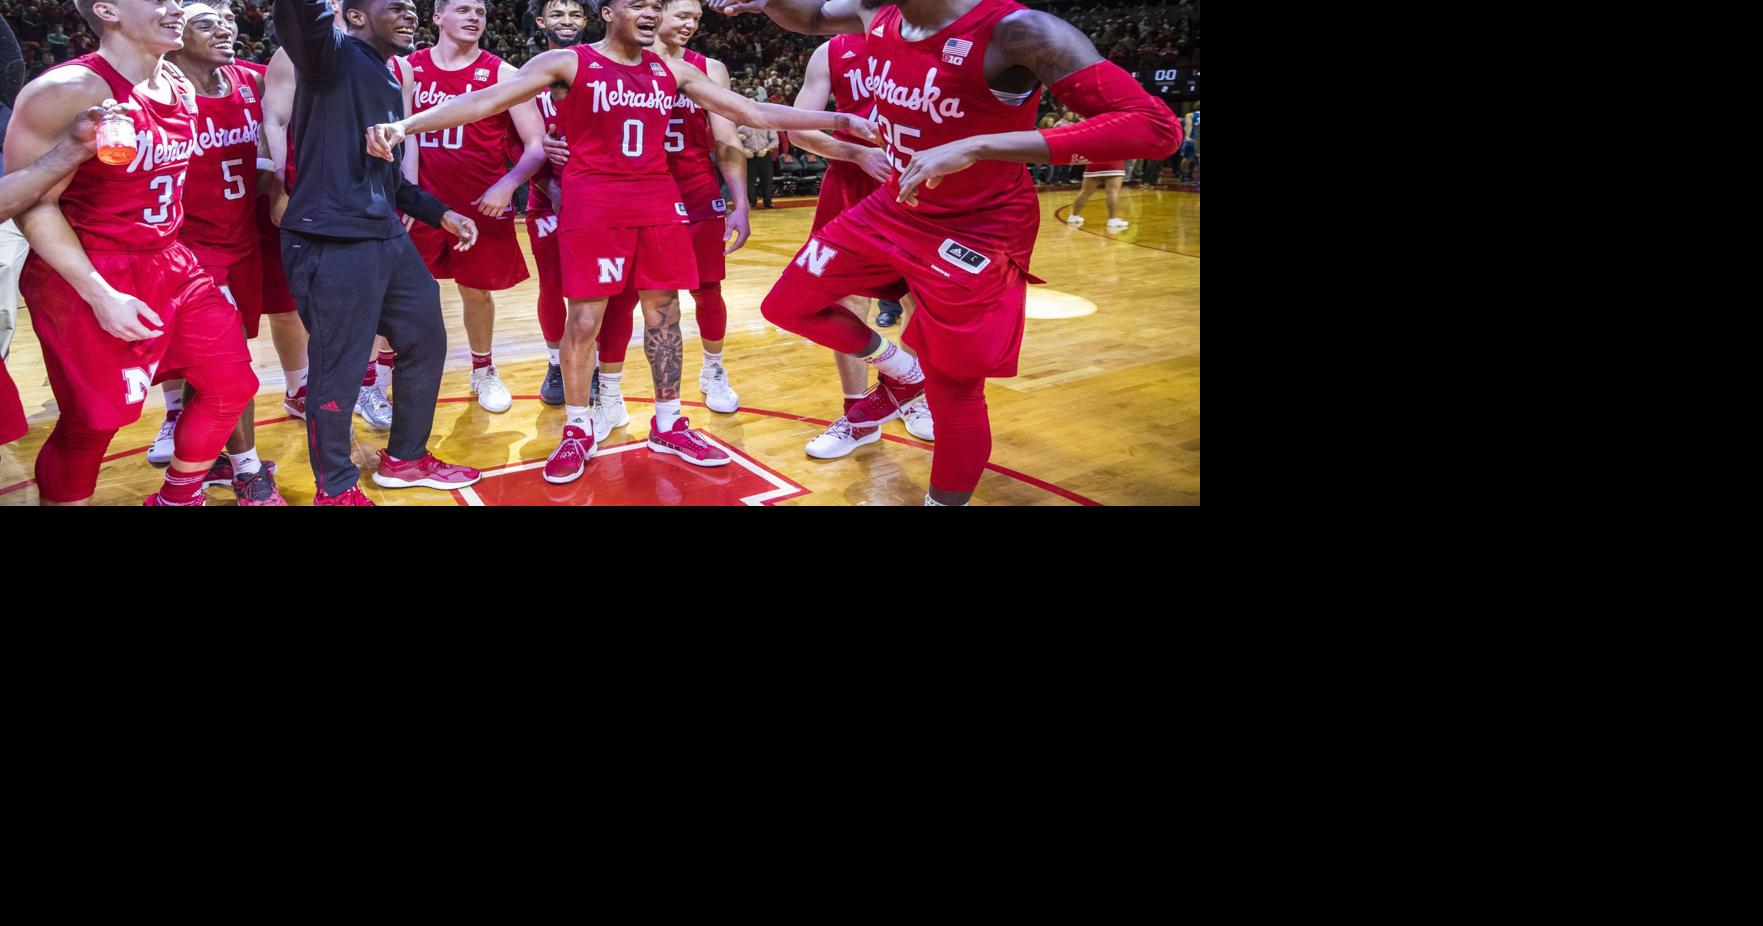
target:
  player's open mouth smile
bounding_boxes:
[396,28,416,41]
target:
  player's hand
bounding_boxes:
[366,122,407,162]
[896,139,978,207]
[67,99,138,154]
[473,180,517,218]
[855,145,893,184]
[92,289,164,342]
[270,190,289,227]
[547,179,563,211]
[544,127,570,167]
[706,0,767,15]
[839,112,883,146]
[723,205,751,256]
[442,210,479,252]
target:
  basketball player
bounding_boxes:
[152,2,287,504]
[522,0,586,407]
[395,0,547,414]
[784,29,934,458]
[0,100,133,448]
[589,0,749,436]
[8,0,262,506]
[366,0,881,486]
[710,0,1181,506]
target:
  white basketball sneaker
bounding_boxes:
[699,365,740,413]
[900,395,935,441]
[471,365,513,414]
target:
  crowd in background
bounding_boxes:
[4,0,1200,190]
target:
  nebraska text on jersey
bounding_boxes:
[127,123,200,172]
[413,81,476,108]
[191,113,262,154]
[862,61,965,124]
[588,79,673,114]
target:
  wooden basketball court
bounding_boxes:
[0,187,1199,506]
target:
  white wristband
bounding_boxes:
[257,158,276,172]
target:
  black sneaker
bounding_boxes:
[540,362,565,406]
[876,300,902,327]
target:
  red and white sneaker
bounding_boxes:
[144,491,205,506]
[543,425,594,484]
[371,449,482,490]
[283,386,307,420]
[646,416,731,467]
[844,374,926,428]
[202,457,277,488]
[805,417,881,459]
[314,485,376,506]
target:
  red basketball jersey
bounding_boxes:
[46,54,201,251]
[407,48,515,214]
[180,64,264,261]
[524,88,561,220]
[556,44,685,231]
[866,0,1042,257]
[665,49,724,222]
[827,32,878,146]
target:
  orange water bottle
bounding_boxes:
[96,100,137,166]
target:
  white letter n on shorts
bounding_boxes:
[795,239,838,277]
[597,257,626,283]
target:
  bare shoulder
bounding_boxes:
[991,9,1101,84]
[13,64,110,122]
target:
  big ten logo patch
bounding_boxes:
[598,257,626,282]
[123,362,161,404]
[795,239,838,276]
[474,67,492,83]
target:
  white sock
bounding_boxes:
[860,340,924,384]
[655,399,681,431]
[375,362,393,387]
[548,347,561,366]
[164,387,184,412]
[599,371,623,399]
[230,447,262,476]
[566,404,592,430]
[286,366,308,395]
[702,350,723,371]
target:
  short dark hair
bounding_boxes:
[527,0,586,21]
[341,0,375,20]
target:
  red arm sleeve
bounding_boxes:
[1039,61,1183,165]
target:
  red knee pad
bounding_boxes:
[173,361,259,464]
[597,287,639,364]
[923,368,991,495]
[35,418,117,503]
[691,282,727,343]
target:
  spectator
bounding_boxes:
[739,123,776,209]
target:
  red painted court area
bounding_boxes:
[453,438,810,506]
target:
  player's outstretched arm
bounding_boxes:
[671,58,879,142]
[475,61,550,218]
[367,50,576,161]
[786,42,889,183]
[704,58,751,254]
[705,0,870,36]
[895,10,1182,205]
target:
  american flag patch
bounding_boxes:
[942,38,973,63]
[651,62,668,76]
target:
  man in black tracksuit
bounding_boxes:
[274,0,481,503]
